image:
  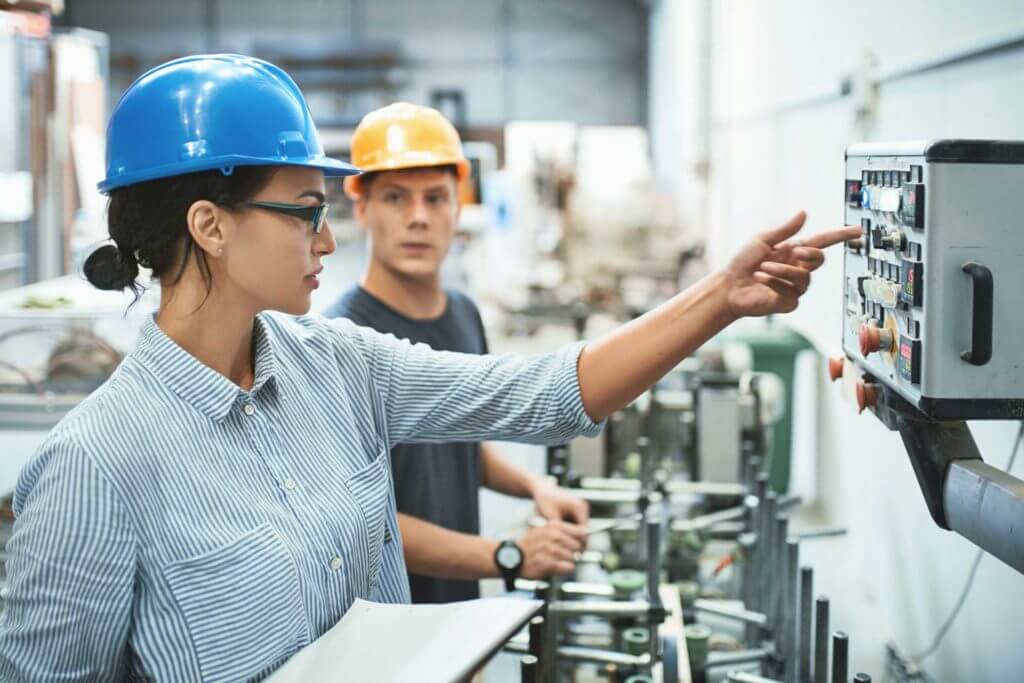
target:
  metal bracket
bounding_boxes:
[870,384,981,529]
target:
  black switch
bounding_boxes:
[898,335,922,384]
[900,259,924,307]
[871,226,885,249]
[910,165,923,183]
[862,169,870,185]
[899,183,925,229]
[846,179,863,208]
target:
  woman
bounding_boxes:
[0,54,858,682]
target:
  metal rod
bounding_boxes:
[665,480,749,497]
[944,459,1024,574]
[556,645,652,668]
[542,582,559,683]
[529,616,544,660]
[704,648,770,668]
[814,597,830,683]
[694,599,768,627]
[759,491,778,623]
[798,567,813,683]
[647,516,661,604]
[520,654,539,683]
[784,539,799,683]
[739,532,759,646]
[773,515,790,635]
[832,631,849,683]
[853,675,871,683]
[671,505,747,533]
[795,528,848,541]
[547,600,654,618]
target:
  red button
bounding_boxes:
[856,381,878,413]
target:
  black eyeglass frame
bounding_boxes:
[243,201,329,234]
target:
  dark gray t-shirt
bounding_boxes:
[323,285,487,603]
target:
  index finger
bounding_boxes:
[551,520,588,541]
[757,211,807,247]
[796,226,862,249]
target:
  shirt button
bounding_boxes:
[283,478,297,491]
[329,556,343,571]
[242,403,255,416]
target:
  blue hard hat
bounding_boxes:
[98,54,359,193]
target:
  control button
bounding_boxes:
[284,478,297,491]
[242,403,255,416]
[856,381,878,413]
[329,556,343,571]
[859,324,895,356]
[846,179,863,208]
[861,187,871,209]
[828,357,844,382]
[909,165,922,183]
[899,183,925,229]
[880,229,905,252]
[898,336,922,384]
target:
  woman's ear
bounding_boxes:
[187,200,230,257]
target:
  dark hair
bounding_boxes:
[83,166,277,304]
[359,164,458,197]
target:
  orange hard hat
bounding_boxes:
[343,102,471,199]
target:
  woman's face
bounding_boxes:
[222,166,336,315]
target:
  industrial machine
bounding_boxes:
[833,139,1024,574]
[503,364,875,683]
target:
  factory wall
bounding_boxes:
[65,0,647,127]
[650,1,1024,680]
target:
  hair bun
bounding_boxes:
[83,244,139,291]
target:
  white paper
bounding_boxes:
[266,597,542,683]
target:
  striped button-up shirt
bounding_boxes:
[0,312,600,682]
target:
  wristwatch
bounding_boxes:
[494,539,524,592]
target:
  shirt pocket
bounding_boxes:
[162,523,310,683]
[343,445,392,593]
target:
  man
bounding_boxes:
[324,103,590,603]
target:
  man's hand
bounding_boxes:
[533,483,590,527]
[724,211,862,318]
[518,521,586,579]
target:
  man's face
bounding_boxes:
[356,167,461,281]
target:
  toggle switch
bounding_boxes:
[856,381,878,413]
[859,324,895,356]
[828,357,844,382]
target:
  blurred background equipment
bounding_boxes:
[1,1,1023,681]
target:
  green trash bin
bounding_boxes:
[725,319,812,493]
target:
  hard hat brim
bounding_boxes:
[98,154,360,194]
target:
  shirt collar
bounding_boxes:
[133,313,279,422]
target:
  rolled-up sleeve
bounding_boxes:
[334,319,603,447]
[0,434,136,682]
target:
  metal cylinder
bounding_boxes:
[746,455,763,487]
[832,631,849,683]
[853,675,871,683]
[783,539,799,683]
[944,460,1024,574]
[798,567,813,683]
[759,492,778,622]
[646,516,661,604]
[738,532,759,646]
[520,655,539,683]
[529,616,544,659]
[813,597,830,683]
[772,515,789,630]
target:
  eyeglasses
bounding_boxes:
[244,201,329,234]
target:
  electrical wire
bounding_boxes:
[912,420,1024,664]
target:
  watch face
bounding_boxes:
[497,544,522,569]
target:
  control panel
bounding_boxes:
[841,140,1024,419]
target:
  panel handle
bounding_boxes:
[961,262,993,366]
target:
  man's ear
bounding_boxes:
[354,196,371,234]
[187,199,230,257]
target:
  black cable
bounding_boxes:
[913,420,1024,664]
